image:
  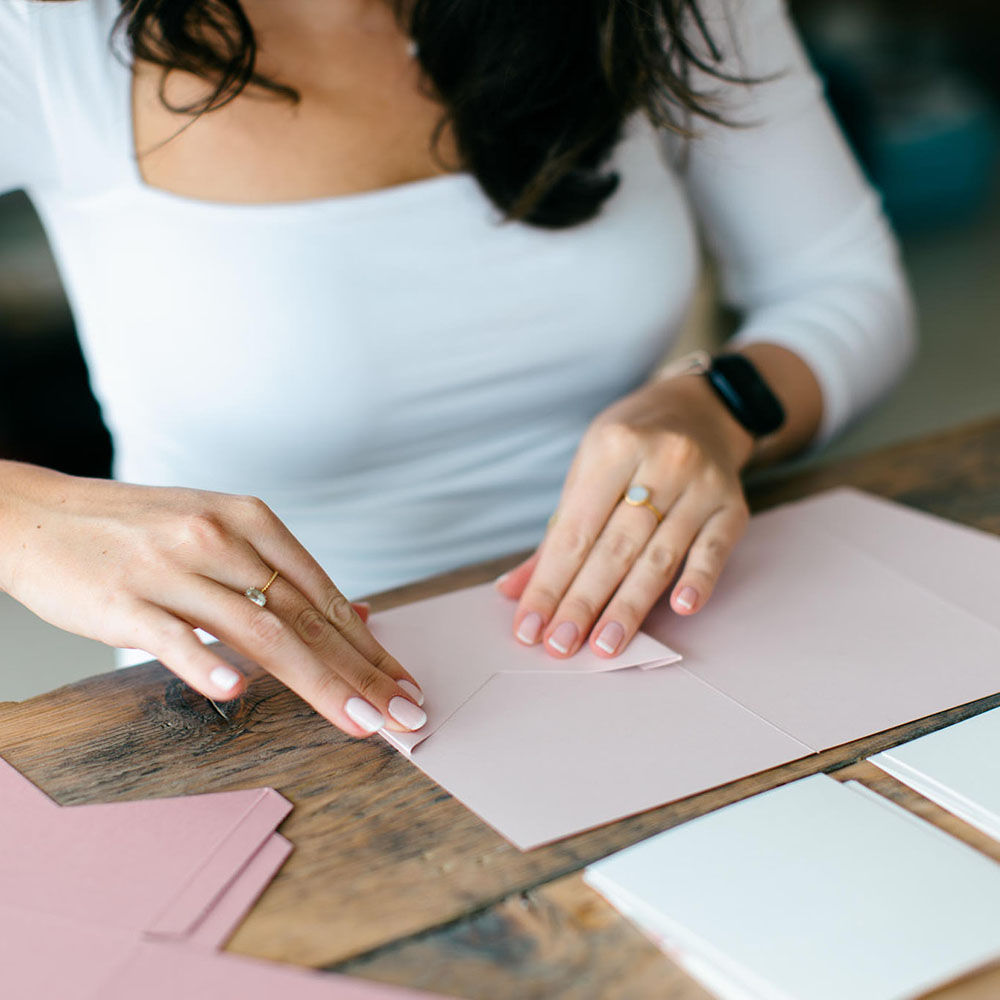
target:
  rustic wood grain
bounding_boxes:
[337,763,1000,1000]
[1,416,999,994]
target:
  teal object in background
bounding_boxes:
[870,78,1000,232]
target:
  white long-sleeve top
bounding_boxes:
[0,0,913,598]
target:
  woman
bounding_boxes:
[0,0,913,738]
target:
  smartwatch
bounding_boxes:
[656,350,786,438]
[703,353,785,438]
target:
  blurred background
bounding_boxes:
[2,0,999,698]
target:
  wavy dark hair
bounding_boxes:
[115,0,742,228]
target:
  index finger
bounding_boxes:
[512,443,634,645]
[229,498,425,699]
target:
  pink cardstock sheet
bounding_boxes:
[371,490,1000,850]
[0,759,446,999]
[0,756,291,945]
[98,940,451,1000]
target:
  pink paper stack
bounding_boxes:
[0,757,443,999]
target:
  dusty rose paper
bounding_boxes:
[372,491,1000,850]
[371,582,682,754]
[371,584,808,849]
[99,940,450,999]
[645,510,1000,751]
[0,757,291,945]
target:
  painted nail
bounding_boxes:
[676,586,698,611]
[210,666,241,693]
[516,612,543,645]
[547,621,579,655]
[345,697,385,734]
[388,696,427,731]
[398,679,425,706]
[595,621,625,655]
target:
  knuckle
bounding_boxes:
[561,593,600,623]
[700,535,730,571]
[522,583,562,613]
[322,591,356,630]
[309,667,346,710]
[235,494,274,524]
[249,610,286,651]
[600,530,640,566]
[176,511,228,553]
[660,431,700,469]
[554,524,594,562]
[147,618,192,653]
[295,606,328,646]
[595,421,639,456]
[610,596,644,627]
[352,668,384,703]
[644,542,679,577]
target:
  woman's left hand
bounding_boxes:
[498,371,756,658]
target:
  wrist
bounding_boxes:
[656,372,756,471]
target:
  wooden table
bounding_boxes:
[3,417,1000,999]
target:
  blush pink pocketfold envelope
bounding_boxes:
[371,489,1000,850]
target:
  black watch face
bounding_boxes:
[708,355,785,437]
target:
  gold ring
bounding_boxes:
[623,484,663,522]
[245,568,279,608]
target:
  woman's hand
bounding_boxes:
[0,462,425,738]
[497,371,756,658]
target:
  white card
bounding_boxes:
[585,775,1000,1000]
[872,707,1000,841]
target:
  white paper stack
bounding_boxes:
[872,707,1000,840]
[584,775,1000,1000]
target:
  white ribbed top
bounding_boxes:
[0,0,913,599]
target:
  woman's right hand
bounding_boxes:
[0,461,426,738]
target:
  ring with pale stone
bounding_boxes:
[245,568,279,607]
[622,484,664,522]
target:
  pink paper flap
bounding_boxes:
[97,940,452,999]
[0,761,292,937]
[146,789,292,938]
[180,833,293,949]
[645,502,1000,751]
[371,582,681,754]
[0,757,59,812]
[766,487,1000,632]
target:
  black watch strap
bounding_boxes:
[702,354,785,438]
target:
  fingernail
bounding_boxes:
[388,696,427,731]
[676,586,698,611]
[516,612,543,645]
[345,697,385,734]
[547,621,578,655]
[494,571,511,589]
[595,621,625,655]
[354,601,371,612]
[210,666,241,693]
[398,679,425,706]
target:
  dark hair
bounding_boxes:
[115,0,740,228]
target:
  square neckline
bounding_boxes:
[110,9,475,216]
